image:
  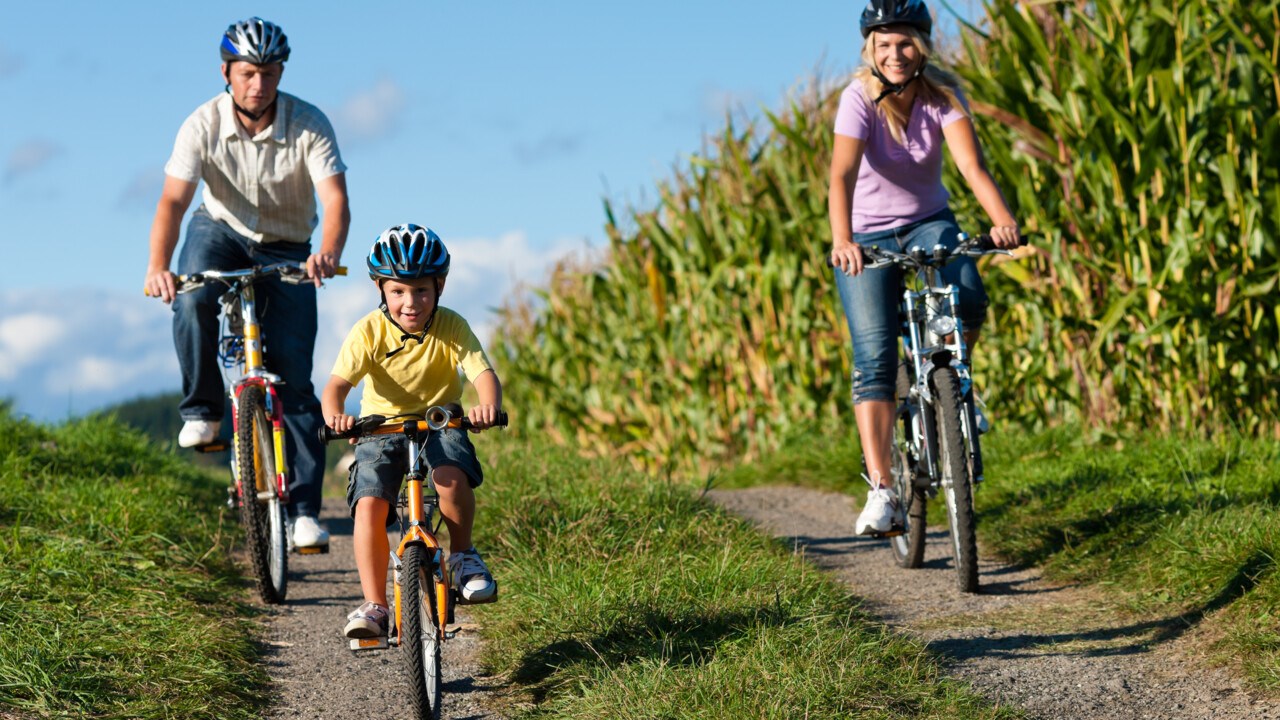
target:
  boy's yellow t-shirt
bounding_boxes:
[332,307,493,417]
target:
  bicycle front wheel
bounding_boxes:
[890,362,927,569]
[235,384,288,604]
[932,367,979,593]
[402,544,443,720]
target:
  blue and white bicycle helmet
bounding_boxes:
[367,224,451,281]
[220,17,291,65]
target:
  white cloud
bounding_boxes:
[0,312,68,380]
[4,138,62,184]
[335,76,406,143]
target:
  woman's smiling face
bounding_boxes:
[872,28,922,84]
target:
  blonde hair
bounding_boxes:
[854,26,967,145]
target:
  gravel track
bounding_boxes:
[706,485,1279,720]
[260,506,507,719]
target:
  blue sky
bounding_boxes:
[0,1,977,422]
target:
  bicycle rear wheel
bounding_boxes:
[890,363,927,569]
[235,384,288,604]
[402,544,443,720]
[932,367,979,593]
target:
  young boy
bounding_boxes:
[321,223,502,639]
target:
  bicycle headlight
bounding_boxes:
[927,316,957,336]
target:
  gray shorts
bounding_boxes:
[346,428,484,525]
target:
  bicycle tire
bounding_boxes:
[890,362,927,569]
[235,385,288,604]
[402,544,443,720]
[932,367,979,593]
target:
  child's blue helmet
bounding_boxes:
[367,224,451,281]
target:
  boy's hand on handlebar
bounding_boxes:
[467,404,501,431]
[988,224,1021,249]
[326,412,358,444]
[144,269,178,304]
[306,252,341,287]
[830,242,865,276]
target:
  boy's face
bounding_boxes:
[380,277,440,333]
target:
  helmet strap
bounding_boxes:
[871,58,927,105]
[377,278,444,358]
[223,64,277,123]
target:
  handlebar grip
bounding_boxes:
[460,411,509,431]
[318,414,387,444]
[973,234,1030,251]
[334,266,348,276]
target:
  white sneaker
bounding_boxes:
[290,515,330,550]
[855,487,902,536]
[447,547,497,603]
[178,420,220,448]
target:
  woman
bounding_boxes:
[829,0,1020,535]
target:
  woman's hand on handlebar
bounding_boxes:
[988,224,1021,249]
[467,404,502,431]
[830,241,866,276]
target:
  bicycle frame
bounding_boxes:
[897,258,983,485]
[390,418,452,647]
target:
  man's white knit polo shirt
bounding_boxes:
[164,91,346,244]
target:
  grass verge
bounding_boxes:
[716,422,1280,693]
[474,433,1020,718]
[0,410,267,719]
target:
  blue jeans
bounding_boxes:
[173,207,325,518]
[833,209,988,404]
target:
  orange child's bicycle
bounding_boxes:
[153,261,345,604]
[320,404,507,720]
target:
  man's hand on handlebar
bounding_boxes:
[306,252,341,288]
[144,268,178,304]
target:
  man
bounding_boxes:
[144,17,349,552]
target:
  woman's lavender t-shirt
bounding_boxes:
[833,81,969,233]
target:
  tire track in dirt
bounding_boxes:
[258,506,507,719]
[707,486,1279,720]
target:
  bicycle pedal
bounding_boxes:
[194,442,229,453]
[294,544,329,555]
[349,637,389,651]
[869,527,906,539]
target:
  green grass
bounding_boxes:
[0,410,267,719]
[474,433,1020,719]
[714,421,1280,694]
[979,427,1280,692]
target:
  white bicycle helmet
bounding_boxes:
[220,17,291,65]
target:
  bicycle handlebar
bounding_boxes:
[318,407,510,444]
[826,233,1029,271]
[144,263,347,296]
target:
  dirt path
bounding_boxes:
[706,486,1279,720]
[260,506,507,719]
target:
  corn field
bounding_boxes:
[491,0,1280,470]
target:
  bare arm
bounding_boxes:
[827,134,868,275]
[308,173,351,286]
[322,374,356,433]
[145,176,198,303]
[468,369,503,430]
[943,118,1020,248]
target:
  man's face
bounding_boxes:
[223,61,283,115]
[381,277,441,334]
